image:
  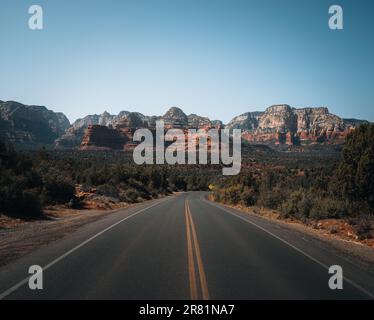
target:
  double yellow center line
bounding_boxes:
[185,199,210,300]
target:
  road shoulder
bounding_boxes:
[205,196,374,275]
[0,196,171,268]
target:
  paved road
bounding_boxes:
[0,192,373,300]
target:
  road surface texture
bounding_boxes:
[0,192,373,300]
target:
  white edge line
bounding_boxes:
[0,197,171,300]
[204,197,374,300]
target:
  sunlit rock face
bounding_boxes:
[258,105,297,133]
[162,107,188,129]
[227,104,367,145]
[0,99,360,150]
[225,112,263,131]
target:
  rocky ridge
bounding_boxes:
[0,101,70,147]
[0,100,369,149]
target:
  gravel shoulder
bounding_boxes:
[0,205,132,267]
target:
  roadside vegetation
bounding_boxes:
[1,124,373,242]
[212,124,374,240]
[0,142,215,218]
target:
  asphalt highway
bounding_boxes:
[0,192,373,300]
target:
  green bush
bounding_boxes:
[336,123,374,209]
[223,185,241,205]
[279,189,311,219]
[309,197,347,219]
[121,188,140,203]
[41,174,75,205]
[240,187,257,206]
[257,186,285,209]
[96,184,119,198]
[0,187,42,217]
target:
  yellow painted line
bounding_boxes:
[185,200,198,300]
[186,200,210,300]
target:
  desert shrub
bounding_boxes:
[350,215,374,240]
[212,191,221,202]
[121,188,140,203]
[68,196,82,209]
[127,178,147,192]
[41,174,75,205]
[240,187,257,206]
[96,184,119,198]
[309,197,347,219]
[169,175,187,191]
[257,185,285,209]
[0,142,43,217]
[0,187,42,217]
[279,189,311,219]
[18,190,42,216]
[223,185,242,205]
[148,169,163,190]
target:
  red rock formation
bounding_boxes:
[56,105,368,150]
[80,125,127,150]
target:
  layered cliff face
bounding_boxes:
[227,105,366,145]
[1,99,367,150]
[226,111,263,131]
[0,101,70,147]
[56,111,148,148]
[80,125,128,150]
[71,111,131,130]
[294,107,345,142]
[258,105,297,133]
[76,107,225,150]
[72,105,368,149]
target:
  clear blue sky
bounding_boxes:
[0,0,373,123]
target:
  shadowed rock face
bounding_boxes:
[162,107,188,128]
[80,125,128,150]
[0,101,70,146]
[56,111,147,149]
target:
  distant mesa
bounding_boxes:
[0,100,369,150]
